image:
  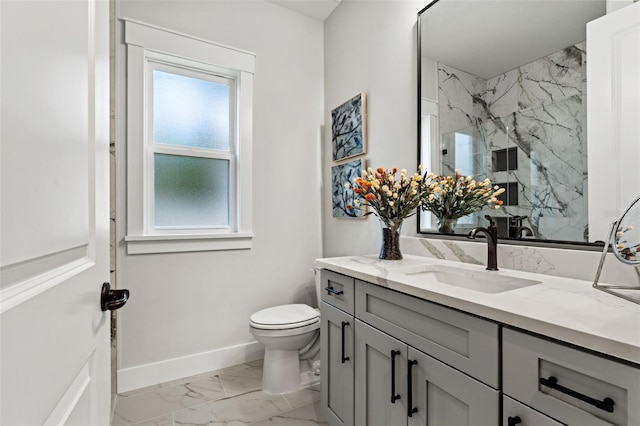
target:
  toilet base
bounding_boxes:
[262,348,301,394]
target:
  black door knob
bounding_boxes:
[101,282,130,311]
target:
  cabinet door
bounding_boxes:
[407,347,499,426]
[503,396,563,426]
[354,320,408,426]
[321,302,354,426]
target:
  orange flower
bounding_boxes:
[365,193,376,201]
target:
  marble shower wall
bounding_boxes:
[438,42,588,241]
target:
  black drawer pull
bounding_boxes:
[507,416,522,426]
[539,376,615,413]
[325,286,344,296]
[391,350,401,403]
[341,321,350,363]
[407,359,418,417]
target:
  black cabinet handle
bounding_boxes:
[407,359,418,417]
[391,350,401,403]
[325,286,344,296]
[539,376,615,413]
[507,416,522,426]
[341,321,350,363]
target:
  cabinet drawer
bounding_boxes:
[320,269,355,315]
[503,328,640,426]
[503,396,562,426]
[355,280,499,388]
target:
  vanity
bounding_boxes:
[316,255,640,426]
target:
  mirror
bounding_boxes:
[613,195,640,264]
[592,195,640,304]
[418,0,607,244]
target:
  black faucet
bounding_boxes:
[516,226,534,238]
[508,215,534,239]
[468,215,498,271]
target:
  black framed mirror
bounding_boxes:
[417,0,607,247]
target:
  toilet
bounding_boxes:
[249,271,322,394]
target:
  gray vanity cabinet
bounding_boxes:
[354,319,499,426]
[320,270,355,426]
[319,266,640,426]
[320,269,501,426]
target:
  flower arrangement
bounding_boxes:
[345,166,426,260]
[345,166,426,228]
[421,170,505,232]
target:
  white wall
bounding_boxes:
[323,1,425,257]
[115,0,324,392]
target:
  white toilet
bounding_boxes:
[249,272,322,394]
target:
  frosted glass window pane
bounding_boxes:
[153,70,230,150]
[154,154,229,228]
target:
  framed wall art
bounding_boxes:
[331,93,367,162]
[331,158,365,218]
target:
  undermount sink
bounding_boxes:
[393,264,541,294]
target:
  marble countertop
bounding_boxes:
[315,254,640,365]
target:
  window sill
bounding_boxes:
[125,233,253,254]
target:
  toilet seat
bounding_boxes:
[249,304,319,330]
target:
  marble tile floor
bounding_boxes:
[111,360,328,426]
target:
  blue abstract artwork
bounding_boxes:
[332,93,367,162]
[332,159,365,218]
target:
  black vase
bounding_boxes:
[379,221,402,260]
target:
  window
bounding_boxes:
[492,147,518,172]
[123,20,254,254]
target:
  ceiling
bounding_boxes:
[269,0,342,20]
[420,0,606,79]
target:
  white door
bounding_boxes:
[587,1,640,242]
[1,0,114,424]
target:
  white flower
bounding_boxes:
[344,182,351,189]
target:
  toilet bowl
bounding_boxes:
[249,304,320,394]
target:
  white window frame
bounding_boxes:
[123,19,254,254]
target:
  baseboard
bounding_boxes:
[116,341,264,394]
